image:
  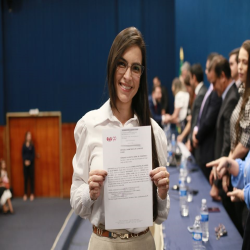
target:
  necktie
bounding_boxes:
[197,84,213,127]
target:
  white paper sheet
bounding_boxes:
[103,126,153,230]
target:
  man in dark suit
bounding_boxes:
[208,55,239,224]
[192,54,222,180]
[148,85,163,128]
[186,64,207,159]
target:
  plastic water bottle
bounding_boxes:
[164,124,171,144]
[180,157,188,179]
[192,216,203,250]
[200,199,209,242]
[179,170,188,216]
[171,134,176,155]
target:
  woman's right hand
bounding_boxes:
[88,170,107,201]
[206,157,229,179]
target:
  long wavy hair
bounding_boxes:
[107,27,160,221]
[235,40,250,148]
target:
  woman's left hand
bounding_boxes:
[227,187,244,202]
[150,167,169,200]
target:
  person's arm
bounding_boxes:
[230,143,249,160]
[150,120,170,223]
[70,119,97,218]
[195,91,221,144]
[206,157,240,178]
[177,118,191,142]
[221,106,234,157]
[165,108,181,124]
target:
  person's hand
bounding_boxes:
[210,184,221,201]
[88,169,107,201]
[222,175,230,193]
[186,115,192,122]
[177,134,183,143]
[206,157,229,179]
[209,167,216,185]
[24,160,30,166]
[192,130,198,148]
[163,114,171,124]
[150,167,170,200]
[185,139,192,152]
[227,187,244,202]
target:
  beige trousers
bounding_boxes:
[88,229,156,250]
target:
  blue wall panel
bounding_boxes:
[0,0,175,124]
[175,0,250,86]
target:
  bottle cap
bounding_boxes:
[195,215,201,221]
[202,199,206,204]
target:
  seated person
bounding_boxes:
[0,160,10,189]
[0,177,13,214]
[148,85,163,128]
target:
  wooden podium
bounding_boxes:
[6,112,62,197]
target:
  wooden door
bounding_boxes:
[8,114,61,197]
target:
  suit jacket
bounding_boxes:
[195,89,222,166]
[214,83,239,159]
[190,84,207,142]
[148,95,162,127]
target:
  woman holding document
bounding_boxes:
[70,27,170,250]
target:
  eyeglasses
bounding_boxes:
[116,60,144,77]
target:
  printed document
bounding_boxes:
[103,126,153,229]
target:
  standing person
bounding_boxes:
[22,131,35,201]
[177,74,195,143]
[208,55,239,223]
[186,64,207,158]
[191,54,222,180]
[164,78,189,133]
[207,153,250,250]
[226,40,250,236]
[229,48,241,88]
[70,27,170,250]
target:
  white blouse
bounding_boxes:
[70,100,170,234]
[175,91,189,122]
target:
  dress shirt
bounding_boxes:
[235,79,241,88]
[70,99,170,233]
[222,81,234,101]
[233,151,250,209]
[198,84,213,122]
[175,91,189,122]
[194,82,204,95]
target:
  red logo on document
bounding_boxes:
[106,136,116,142]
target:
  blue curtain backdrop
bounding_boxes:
[0,0,175,125]
[175,0,250,86]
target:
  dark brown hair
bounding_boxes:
[190,63,203,83]
[229,48,240,63]
[24,131,33,146]
[235,40,250,148]
[209,55,231,79]
[107,27,160,221]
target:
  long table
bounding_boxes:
[163,160,243,250]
